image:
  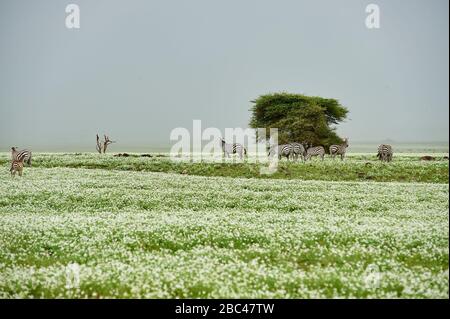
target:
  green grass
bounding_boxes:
[0,152,448,183]
[0,158,448,298]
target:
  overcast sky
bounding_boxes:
[0,0,448,151]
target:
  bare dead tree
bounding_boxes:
[95,134,102,154]
[95,134,116,154]
[103,135,115,153]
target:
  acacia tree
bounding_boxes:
[249,92,349,147]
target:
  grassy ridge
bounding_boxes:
[1,153,448,183]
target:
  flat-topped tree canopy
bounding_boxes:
[249,92,349,147]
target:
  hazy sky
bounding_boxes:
[0,0,448,151]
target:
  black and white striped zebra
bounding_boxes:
[221,139,246,159]
[11,147,32,166]
[329,138,349,160]
[377,144,393,162]
[305,144,325,161]
[290,142,306,161]
[10,159,24,177]
[268,144,293,160]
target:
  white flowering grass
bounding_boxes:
[0,152,448,183]
[0,166,448,298]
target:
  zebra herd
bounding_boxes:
[6,141,394,177]
[268,138,349,162]
[9,147,32,177]
[221,137,394,163]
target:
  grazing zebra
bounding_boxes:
[290,142,306,161]
[377,144,393,162]
[221,139,246,159]
[329,138,349,160]
[11,147,32,166]
[10,160,24,177]
[268,144,293,160]
[305,145,325,161]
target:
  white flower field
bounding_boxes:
[0,153,448,298]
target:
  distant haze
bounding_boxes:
[0,0,448,151]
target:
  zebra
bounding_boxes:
[377,144,393,162]
[268,144,293,160]
[290,142,306,161]
[221,138,246,159]
[329,138,349,160]
[305,144,325,161]
[10,159,24,177]
[11,147,32,166]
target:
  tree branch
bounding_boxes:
[95,134,102,154]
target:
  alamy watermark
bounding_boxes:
[363,264,382,289]
[169,120,281,175]
[64,3,380,30]
[65,263,81,289]
[65,4,80,29]
[365,4,380,29]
